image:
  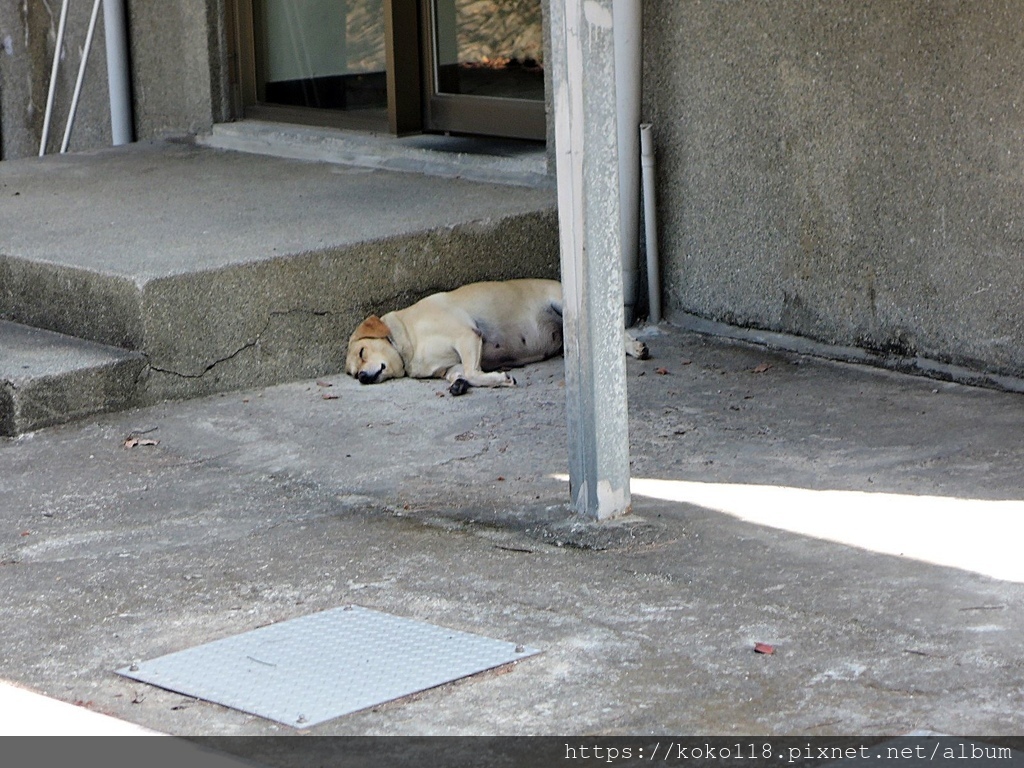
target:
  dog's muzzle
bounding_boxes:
[357,364,385,385]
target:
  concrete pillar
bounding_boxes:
[550,0,632,520]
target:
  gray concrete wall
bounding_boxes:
[643,0,1024,379]
[0,0,226,160]
[125,0,230,141]
[0,0,112,159]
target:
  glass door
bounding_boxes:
[422,0,545,140]
[248,0,390,129]
[232,0,545,139]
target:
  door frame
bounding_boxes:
[227,0,544,139]
[418,1,546,140]
[229,0,420,133]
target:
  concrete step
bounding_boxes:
[0,320,145,436]
[200,119,553,189]
[0,138,559,411]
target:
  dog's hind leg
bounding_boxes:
[553,292,648,360]
[445,333,516,395]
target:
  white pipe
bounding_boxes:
[61,0,104,154]
[103,0,134,145]
[613,0,642,327]
[39,0,71,157]
[640,123,661,323]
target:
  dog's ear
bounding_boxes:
[350,315,391,341]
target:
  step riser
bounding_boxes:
[0,321,147,436]
[1,359,146,436]
[2,209,560,427]
[0,258,143,350]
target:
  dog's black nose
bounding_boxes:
[357,364,385,385]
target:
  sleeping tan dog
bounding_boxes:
[346,278,648,396]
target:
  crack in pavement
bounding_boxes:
[145,308,341,380]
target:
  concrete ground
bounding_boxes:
[1,325,1023,736]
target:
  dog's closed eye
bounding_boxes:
[359,347,365,361]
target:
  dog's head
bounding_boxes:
[346,315,406,385]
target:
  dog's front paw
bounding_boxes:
[449,378,471,396]
[502,373,517,387]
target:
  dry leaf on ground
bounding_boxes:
[124,437,159,448]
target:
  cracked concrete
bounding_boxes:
[142,308,333,381]
[0,140,560,409]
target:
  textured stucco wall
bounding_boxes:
[126,0,229,141]
[0,0,227,161]
[0,0,112,159]
[643,0,1024,379]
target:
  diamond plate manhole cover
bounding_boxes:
[116,605,539,727]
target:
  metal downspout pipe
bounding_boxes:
[613,0,642,327]
[640,122,661,322]
[103,0,134,146]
